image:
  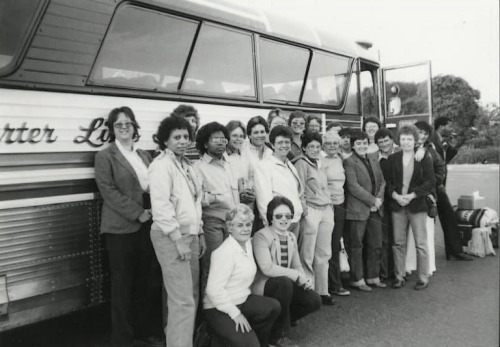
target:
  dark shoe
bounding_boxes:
[134,336,165,347]
[270,336,299,347]
[321,294,336,305]
[447,252,474,261]
[392,279,406,289]
[414,280,429,290]
[368,282,387,288]
[330,287,351,296]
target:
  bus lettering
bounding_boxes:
[0,123,58,144]
[74,118,110,148]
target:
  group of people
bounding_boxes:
[94,105,472,347]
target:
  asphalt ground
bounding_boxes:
[1,166,498,347]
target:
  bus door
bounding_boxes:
[381,61,433,131]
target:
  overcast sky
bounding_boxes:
[238,0,499,105]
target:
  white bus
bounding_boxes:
[0,0,432,331]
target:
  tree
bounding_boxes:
[432,75,481,148]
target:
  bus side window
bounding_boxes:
[182,24,255,98]
[89,5,197,92]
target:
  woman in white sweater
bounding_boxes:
[204,204,280,347]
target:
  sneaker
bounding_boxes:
[270,336,299,347]
[368,282,387,288]
[331,287,351,296]
[321,294,336,305]
[352,283,372,292]
[414,280,429,290]
[392,279,406,289]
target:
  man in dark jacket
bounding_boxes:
[424,118,472,261]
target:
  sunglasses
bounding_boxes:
[273,213,293,220]
[210,137,228,145]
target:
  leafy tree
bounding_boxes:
[432,75,481,148]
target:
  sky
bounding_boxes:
[235,0,499,105]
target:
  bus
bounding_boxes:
[0,0,433,331]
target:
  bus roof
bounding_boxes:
[149,0,379,63]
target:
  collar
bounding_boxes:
[115,139,136,154]
[203,152,228,163]
[164,148,191,165]
[226,145,241,156]
[297,155,321,169]
[354,151,368,161]
[270,154,290,167]
[227,235,252,255]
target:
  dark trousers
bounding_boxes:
[264,277,321,339]
[346,213,383,284]
[204,294,281,347]
[328,203,346,291]
[436,188,463,255]
[380,206,394,279]
[105,223,161,347]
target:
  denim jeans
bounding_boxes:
[150,230,200,347]
[392,208,429,283]
[346,213,382,285]
[298,205,334,295]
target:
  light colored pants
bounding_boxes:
[392,208,429,283]
[298,205,334,295]
[151,230,200,347]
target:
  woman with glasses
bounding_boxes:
[293,131,335,305]
[149,115,206,347]
[322,132,350,297]
[252,196,321,347]
[194,122,239,293]
[306,115,322,134]
[95,106,162,347]
[254,125,305,237]
[204,204,280,347]
[226,121,255,206]
[287,111,307,160]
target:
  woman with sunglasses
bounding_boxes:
[194,122,239,293]
[95,106,162,347]
[252,196,321,347]
[293,131,335,305]
[287,111,307,160]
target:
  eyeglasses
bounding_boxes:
[323,142,339,147]
[273,213,293,220]
[275,140,291,146]
[233,222,253,228]
[210,137,228,144]
[306,145,321,150]
[291,121,305,126]
[114,122,134,129]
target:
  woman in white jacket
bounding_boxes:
[149,116,206,347]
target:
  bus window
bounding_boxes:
[259,38,309,103]
[89,6,198,91]
[0,0,43,73]
[344,60,359,114]
[302,52,351,107]
[183,24,255,98]
[360,69,378,116]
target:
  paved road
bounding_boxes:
[1,165,498,347]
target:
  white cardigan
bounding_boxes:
[149,150,203,241]
[254,155,305,224]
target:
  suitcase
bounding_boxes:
[457,223,498,248]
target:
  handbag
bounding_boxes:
[425,194,438,218]
[339,237,350,272]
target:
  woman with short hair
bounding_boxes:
[149,115,206,347]
[253,196,321,347]
[204,204,280,347]
[287,111,307,160]
[385,125,436,290]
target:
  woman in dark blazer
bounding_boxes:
[385,125,436,291]
[95,106,161,347]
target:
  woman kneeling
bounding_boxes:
[253,196,321,347]
[204,204,281,347]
